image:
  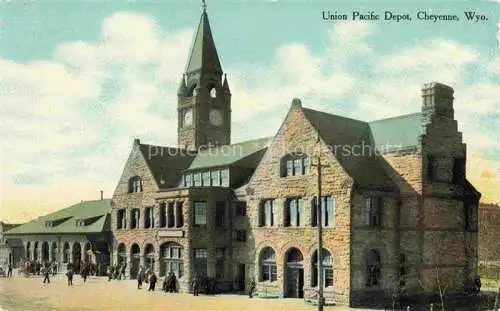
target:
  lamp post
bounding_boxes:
[311,133,327,311]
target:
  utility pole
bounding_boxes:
[311,133,326,311]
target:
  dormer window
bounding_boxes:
[281,154,309,177]
[129,176,142,193]
[75,219,85,227]
[45,221,53,228]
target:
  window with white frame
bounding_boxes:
[365,197,382,227]
[194,201,207,225]
[285,198,302,227]
[311,196,335,227]
[259,247,277,282]
[259,199,276,227]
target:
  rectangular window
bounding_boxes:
[194,201,207,225]
[236,230,246,242]
[235,201,247,216]
[211,170,220,186]
[215,201,226,227]
[312,196,334,227]
[202,171,211,186]
[185,174,193,187]
[286,198,302,227]
[294,158,302,176]
[193,248,208,276]
[263,200,275,227]
[117,209,125,229]
[176,202,184,227]
[366,197,382,227]
[220,169,229,187]
[167,202,175,227]
[286,160,293,176]
[263,265,278,282]
[159,203,166,228]
[215,248,225,279]
[131,208,140,229]
[193,172,201,187]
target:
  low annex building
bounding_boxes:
[110,5,481,306]
[4,199,112,275]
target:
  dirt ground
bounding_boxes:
[0,274,358,311]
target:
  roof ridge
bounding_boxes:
[302,107,367,125]
[369,112,422,123]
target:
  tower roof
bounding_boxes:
[185,9,222,75]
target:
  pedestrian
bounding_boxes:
[137,272,143,289]
[7,263,12,278]
[52,261,57,276]
[120,263,126,280]
[248,278,256,298]
[82,266,87,283]
[107,266,112,281]
[66,269,73,286]
[42,266,50,284]
[162,274,168,292]
[148,272,157,291]
[192,275,200,296]
[170,273,177,293]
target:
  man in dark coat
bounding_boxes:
[66,269,73,286]
[137,272,143,289]
[192,275,200,296]
[42,265,50,284]
[248,278,256,298]
[148,272,157,292]
[170,273,177,293]
[7,263,12,277]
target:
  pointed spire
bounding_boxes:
[184,7,222,75]
[222,73,231,94]
[177,75,187,95]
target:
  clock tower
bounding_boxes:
[177,5,231,150]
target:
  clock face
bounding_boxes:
[209,109,223,126]
[183,109,193,127]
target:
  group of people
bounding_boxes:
[19,260,58,277]
[106,263,126,281]
[136,266,159,291]
[162,272,178,293]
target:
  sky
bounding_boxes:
[0,0,499,223]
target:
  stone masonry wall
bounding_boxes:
[243,103,353,304]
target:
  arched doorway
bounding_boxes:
[144,244,155,272]
[84,242,92,263]
[72,242,82,273]
[94,241,110,276]
[33,242,39,261]
[26,242,31,261]
[284,247,304,298]
[159,242,183,277]
[63,242,70,263]
[130,244,140,279]
[51,242,57,262]
[41,242,50,263]
[117,243,126,266]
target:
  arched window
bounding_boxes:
[259,247,277,282]
[160,242,183,278]
[366,249,381,287]
[209,87,216,98]
[129,176,142,193]
[281,154,309,177]
[311,248,333,287]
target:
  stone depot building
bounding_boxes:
[3,6,482,307]
[109,6,481,306]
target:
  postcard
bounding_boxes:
[0,0,499,310]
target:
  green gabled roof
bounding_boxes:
[5,199,112,235]
[302,108,396,191]
[185,11,222,74]
[188,137,272,170]
[368,113,423,150]
[138,144,196,189]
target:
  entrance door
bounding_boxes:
[236,264,245,291]
[130,255,140,279]
[286,268,304,298]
